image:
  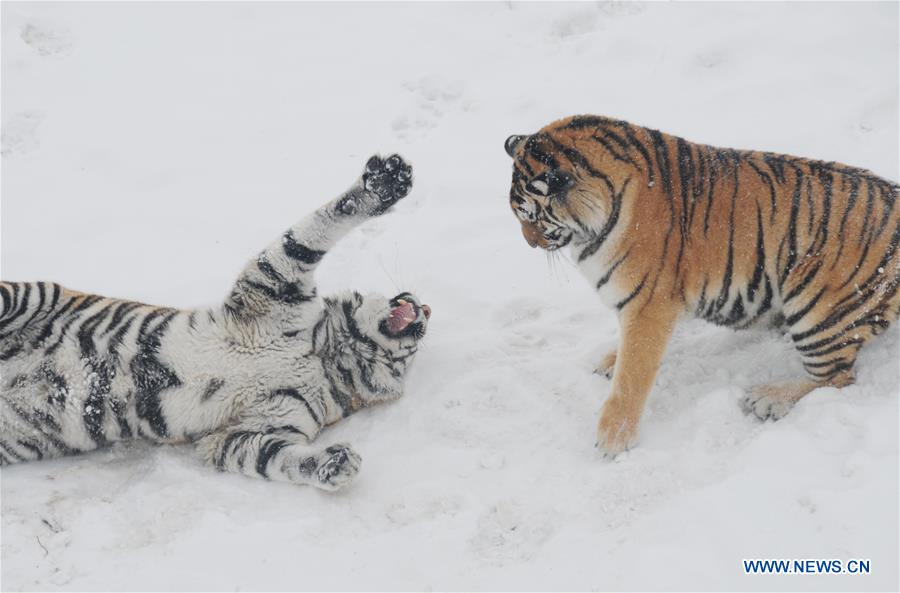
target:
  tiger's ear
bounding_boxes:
[505,134,528,158]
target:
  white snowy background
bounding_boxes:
[1,2,898,591]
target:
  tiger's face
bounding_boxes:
[315,290,430,397]
[504,131,617,252]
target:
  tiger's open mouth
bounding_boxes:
[382,292,430,339]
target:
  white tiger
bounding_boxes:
[0,154,430,491]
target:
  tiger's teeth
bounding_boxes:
[397,299,408,306]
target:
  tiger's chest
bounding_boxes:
[575,256,629,309]
[571,237,635,310]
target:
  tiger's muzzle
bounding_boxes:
[519,221,571,251]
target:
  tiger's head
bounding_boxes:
[314,290,430,401]
[504,117,633,252]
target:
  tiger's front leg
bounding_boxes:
[196,428,362,491]
[596,301,678,457]
[226,154,413,324]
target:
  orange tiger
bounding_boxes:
[504,115,900,456]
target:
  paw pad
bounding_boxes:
[362,154,413,212]
[316,444,362,490]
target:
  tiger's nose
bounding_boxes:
[520,221,541,248]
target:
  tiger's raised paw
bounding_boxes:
[361,154,413,214]
[314,443,362,491]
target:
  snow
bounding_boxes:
[1,2,898,591]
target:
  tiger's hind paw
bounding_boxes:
[314,444,362,491]
[740,382,816,421]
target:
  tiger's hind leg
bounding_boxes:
[742,260,899,421]
[195,428,362,491]
[741,378,838,421]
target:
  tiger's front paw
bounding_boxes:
[595,399,638,458]
[361,154,412,214]
[314,444,362,491]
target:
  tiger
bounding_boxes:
[0,154,431,491]
[504,115,900,457]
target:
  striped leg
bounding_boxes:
[742,260,899,420]
[740,345,858,422]
[225,155,413,322]
[196,429,362,491]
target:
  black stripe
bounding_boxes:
[0,283,31,334]
[802,338,863,359]
[578,178,630,262]
[546,137,615,193]
[615,274,648,310]
[257,256,287,283]
[610,122,655,185]
[783,259,823,303]
[131,310,181,438]
[16,439,43,461]
[747,206,766,302]
[216,431,257,470]
[0,284,12,317]
[859,179,875,245]
[201,378,225,402]
[710,167,739,316]
[596,251,629,290]
[77,303,114,357]
[282,231,325,265]
[45,296,103,355]
[784,287,827,327]
[523,134,560,169]
[16,282,47,335]
[100,302,142,337]
[256,438,290,478]
[0,441,27,463]
[779,171,804,287]
[271,387,322,426]
[838,238,872,290]
[32,295,77,348]
[702,150,719,236]
[648,129,672,197]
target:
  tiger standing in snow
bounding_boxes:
[0,154,430,491]
[504,115,899,456]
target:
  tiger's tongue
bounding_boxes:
[387,302,417,333]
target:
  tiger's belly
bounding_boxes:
[575,246,785,330]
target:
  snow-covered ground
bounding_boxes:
[1,2,898,591]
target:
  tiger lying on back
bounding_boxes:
[0,154,430,491]
[505,116,899,456]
